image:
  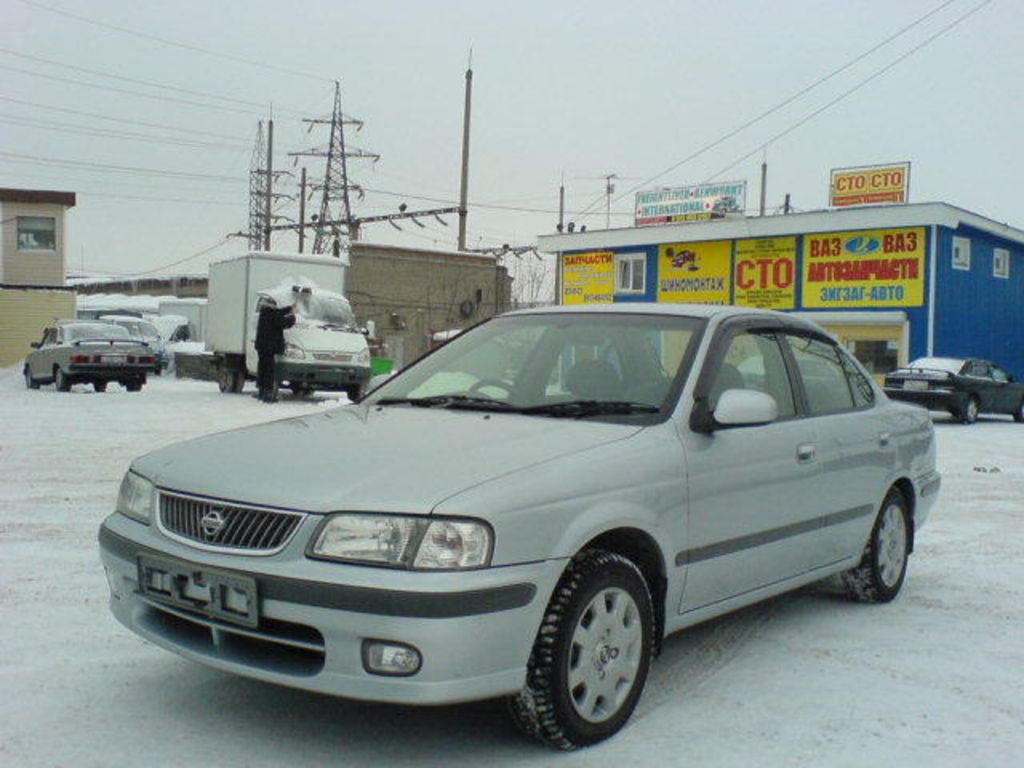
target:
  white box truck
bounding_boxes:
[207,251,371,398]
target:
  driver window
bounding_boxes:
[709,331,795,417]
[992,366,1009,383]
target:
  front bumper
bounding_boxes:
[277,361,370,390]
[884,387,966,413]
[98,514,561,705]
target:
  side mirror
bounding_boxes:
[360,326,370,337]
[711,389,779,429]
[30,341,41,349]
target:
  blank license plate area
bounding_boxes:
[137,555,258,627]
[102,355,127,364]
[904,379,929,391]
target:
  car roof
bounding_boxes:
[501,303,827,333]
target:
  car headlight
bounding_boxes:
[354,348,371,366]
[116,471,154,524]
[309,514,492,570]
[284,343,306,360]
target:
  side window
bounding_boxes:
[965,361,991,379]
[614,252,646,295]
[952,236,971,271]
[839,349,876,408]
[992,366,1009,383]
[709,330,795,418]
[785,335,856,415]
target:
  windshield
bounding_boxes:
[905,357,965,374]
[366,312,704,416]
[63,323,132,342]
[296,293,358,329]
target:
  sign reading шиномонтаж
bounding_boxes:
[829,163,910,208]
[635,181,747,225]
[734,237,797,310]
[657,240,732,304]
[561,251,614,305]
[802,227,925,308]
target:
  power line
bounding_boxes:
[704,0,992,183]
[0,151,247,181]
[0,47,310,116]
[614,0,963,206]
[0,113,250,151]
[14,0,332,84]
[112,237,235,277]
[0,95,254,141]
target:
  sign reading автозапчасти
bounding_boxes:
[802,227,925,308]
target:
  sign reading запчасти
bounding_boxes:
[635,181,747,225]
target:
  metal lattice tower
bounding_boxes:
[290,82,379,254]
[247,121,267,251]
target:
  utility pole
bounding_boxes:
[457,58,473,252]
[558,176,565,232]
[298,167,307,253]
[783,193,791,215]
[759,160,767,217]
[604,173,618,229]
[264,119,274,250]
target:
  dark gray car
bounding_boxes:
[24,320,157,392]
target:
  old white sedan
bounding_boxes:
[99,305,939,749]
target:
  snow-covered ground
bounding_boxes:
[1,369,1022,767]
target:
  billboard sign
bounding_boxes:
[829,162,910,207]
[656,240,732,304]
[801,227,925,308]
[636,181,747,226]
[561,251,614,305]
[734,237,796,310]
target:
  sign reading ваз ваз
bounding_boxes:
[802,227,925,308]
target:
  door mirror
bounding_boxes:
[713,389,779,428]
[30,341,41,349]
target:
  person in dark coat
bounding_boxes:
[255,298,296,402]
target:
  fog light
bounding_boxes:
[362,640,422,677]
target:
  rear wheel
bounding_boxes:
[55,366,71,392]
[218,363,244,394]
[1014,398,1024,423]
[125,380,143,393]
[959,396,980,424]
[289,383,313,397]
[23,366,39,389]
[93,381,108,393]
[841,488,911,603]
[509,550,654,750]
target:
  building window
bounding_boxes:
[615,252,646,294]
[993,248,1010,279]
[17,216,56,251]
[951,236,971,271]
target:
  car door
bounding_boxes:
[782,332,892,563]
[990,364,1019,414]
[30,327,57,379]
[679,322,825,613]
[962,360,998,412]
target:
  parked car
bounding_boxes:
[24,320,156,392]
[98,305,940,749]
[98,314,170,374]
[884,357,1024,424]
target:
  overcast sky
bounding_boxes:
[1,0,1021,280]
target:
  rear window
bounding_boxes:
[64,324,132,342]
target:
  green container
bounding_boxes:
[371,358,394,376]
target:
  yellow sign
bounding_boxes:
[734,237,796,309]
[657,241,731,304]
[562,251,614,305]
[830,163,910,207]
[802,227,925,308]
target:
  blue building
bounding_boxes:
[537,202,1024,380]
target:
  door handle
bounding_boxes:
[796,443,817,464]
[878,432,892,448]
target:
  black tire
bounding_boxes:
[959,395,980,424]
[24,366,39,389]
[1014,398,1024,423]
[126,380,143,393]
[841,487,911,603]
[55,366,71,392]
[218,364,244,394]
[508,550,655,750]
[290,383,313,397]
[345,385,363,402]
[93,381,107,393]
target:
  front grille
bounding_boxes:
[158,491,304,554]
[313,351,352,362]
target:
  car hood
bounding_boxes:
[132,405,643,514]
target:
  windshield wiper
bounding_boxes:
[376,395,519,411]
[519,400,660,418]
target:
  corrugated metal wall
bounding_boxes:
[0,288,75,368]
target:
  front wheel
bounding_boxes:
[344,385,363,402]
[841,488,911,603]
[93,381,107,393]
[24,366,39,389]
[959,396,980,424]
[509,550,654,750]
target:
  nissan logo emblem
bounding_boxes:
[200,508,227,538]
